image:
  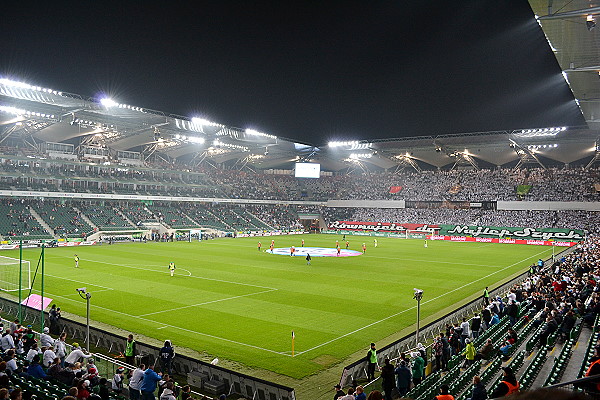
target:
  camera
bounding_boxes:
[76,287,87,293]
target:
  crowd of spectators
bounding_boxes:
[0,152,600,202]
[323,207,600,235]
[348,237,600,400]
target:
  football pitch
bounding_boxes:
[3,234,559,378]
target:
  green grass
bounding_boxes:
[1,235,559,378]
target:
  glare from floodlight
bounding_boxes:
[100,98,118,108]
[191,117,219,127]
[245,128,277,139]
[187,136,205,144]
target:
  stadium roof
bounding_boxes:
[1,72,599,172]
[529,0,600,130]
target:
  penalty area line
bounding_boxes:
[136,288,278,317]
[47,254,277,290]
[294,248,550,356]
[31,289,292,357]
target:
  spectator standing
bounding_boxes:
[141,366,162,400]
[129,364,146,400]
[471,314,481,339]
[379,359,395,400]
[112,367,125,394]
[460,318,471,348]
[40,327,54,348]
[333,384,345,400]
[0,332,14,352]
[465,339,475,367]
[64,343,92,366]
[483,287,490,306]
[411,351,425,386]
[54,333,67,365]
[394,360,411,397]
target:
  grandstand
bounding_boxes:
[1,1,600,399]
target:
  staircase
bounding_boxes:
[29,207,56,238]
[73,207,98,231]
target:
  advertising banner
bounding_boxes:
[327,221,585,243]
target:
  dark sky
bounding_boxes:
[0,1,585,146]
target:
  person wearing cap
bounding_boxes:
[411,351,425,386]
[112,367,125,394]
[40,327,54,348]
[77,379,90,399]
[333,384,345,400]
[491,366,520,397]
[125,334,136,366]
[159,340,175,375]
[464,339,476,366]
[64,342,92,367]
[365,343,377,381]
[435,384,454,400]
[394,360,411,397]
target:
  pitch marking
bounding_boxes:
[294,248,551,356]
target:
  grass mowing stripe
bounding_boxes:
[7,235,558,378]
[295,247,550,356]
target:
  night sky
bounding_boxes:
[0,1,585,146]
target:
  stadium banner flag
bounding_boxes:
[327,221,584,243]
[21,294,52,311]
[516,185,532,195]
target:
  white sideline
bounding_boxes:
[36,247,551,357]
[136,288,277,317]
[293,247,551,356]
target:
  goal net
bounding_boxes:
[0,256,31,292]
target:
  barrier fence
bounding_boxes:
[338,246,574,387]
[0,296,296,400]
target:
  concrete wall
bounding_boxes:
[0,297,295,400]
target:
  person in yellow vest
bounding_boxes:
[125,334,136,366]
[365,343,377,381]
[74,254,79,268]
[168,262,176,277]
[491,366,520,397]
[435,384,454,400]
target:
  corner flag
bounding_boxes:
[292,331,295,357]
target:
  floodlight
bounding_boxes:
[192,117,219,127]
[100,98,118,108]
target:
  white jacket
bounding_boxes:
[159,389,176,400]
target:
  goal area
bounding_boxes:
[0,256,31,292]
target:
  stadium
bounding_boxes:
[0,1,600,400]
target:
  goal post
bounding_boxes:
[0,256,31,292]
